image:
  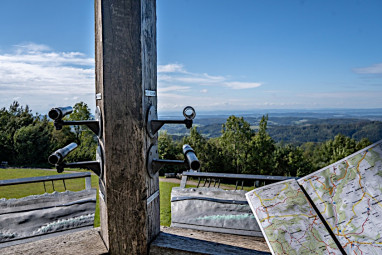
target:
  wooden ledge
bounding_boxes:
[0,227,270,254]
[151,231,270,255]
[0,228,108,255]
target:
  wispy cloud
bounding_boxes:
[0,43,95,95]
[353,63,382,74]
[156,63,264,111]
[158,85,191,93]
[0,43,95,113]
[14,43,52,53]
[224,82,262,89]
[157,63,261,89]
[157,63,186,73]
[158,73,226,85]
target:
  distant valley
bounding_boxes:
[159,109,382,144]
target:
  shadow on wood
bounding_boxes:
[150,232,270,255]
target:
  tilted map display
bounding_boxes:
[246,140,382,255]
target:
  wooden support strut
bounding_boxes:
[95,0,159,254]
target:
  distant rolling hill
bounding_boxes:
[161,114,382,145]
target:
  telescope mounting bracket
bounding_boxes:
[147,144,186,178]
[146,105,195,138]
[53,106,103,138]
[55,145,104,177]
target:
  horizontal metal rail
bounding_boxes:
[180,171,297,189]
[0,172,91,187]
[182,171,297,181]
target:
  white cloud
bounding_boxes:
[158,85,191,93]
[157,63,261,89]
[156,63,264,111]
[224,82,262,89]
[158,73,225,84]
[353,63,382,74]
[0,43,95,114]
[14,42,52,53]
[0,44,94,95]
[157,63,186,73]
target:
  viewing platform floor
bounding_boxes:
[1,227,270,254]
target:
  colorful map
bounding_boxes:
[246,179,342,255]
[299,141,382,255]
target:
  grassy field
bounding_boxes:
[159,181,180,226]
[0,169,191,227]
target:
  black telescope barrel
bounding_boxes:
[48,106,73,120]
[48,142,78,165]
[182,144,200,170]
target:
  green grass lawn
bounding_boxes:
[0,169,190,227]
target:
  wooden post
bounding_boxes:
[95,0,159,254]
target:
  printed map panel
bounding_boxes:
[299,141,382,255]
[246,179,341,255]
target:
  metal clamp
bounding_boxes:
[147,144,200,178]
[48,143,104,177]
[49,106,103,138]
[146,106,196,138]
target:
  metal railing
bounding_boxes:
[0,172,92,191]
[180,171,297,189]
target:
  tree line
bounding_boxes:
[0,102,371,177]
[159,115,371,177]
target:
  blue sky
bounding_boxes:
[0,0,381,115]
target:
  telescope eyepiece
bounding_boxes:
[48,109,60,120]
[183,106,196,120]
[190,160,201,171]
[182,144,200,171]
[48,106,73,120]
[48,143,78,165]
[48,153,61,165]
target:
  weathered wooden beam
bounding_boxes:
[95,0,159,254]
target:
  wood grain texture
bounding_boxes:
[150,232,270,255]
[141,0,160,245]
[95,0,159,254]
[0,228,108,255]
[160,226,270,253]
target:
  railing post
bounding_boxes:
[180,175,188,188]
[85,176,92,190]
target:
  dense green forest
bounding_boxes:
[0,102,373,177]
